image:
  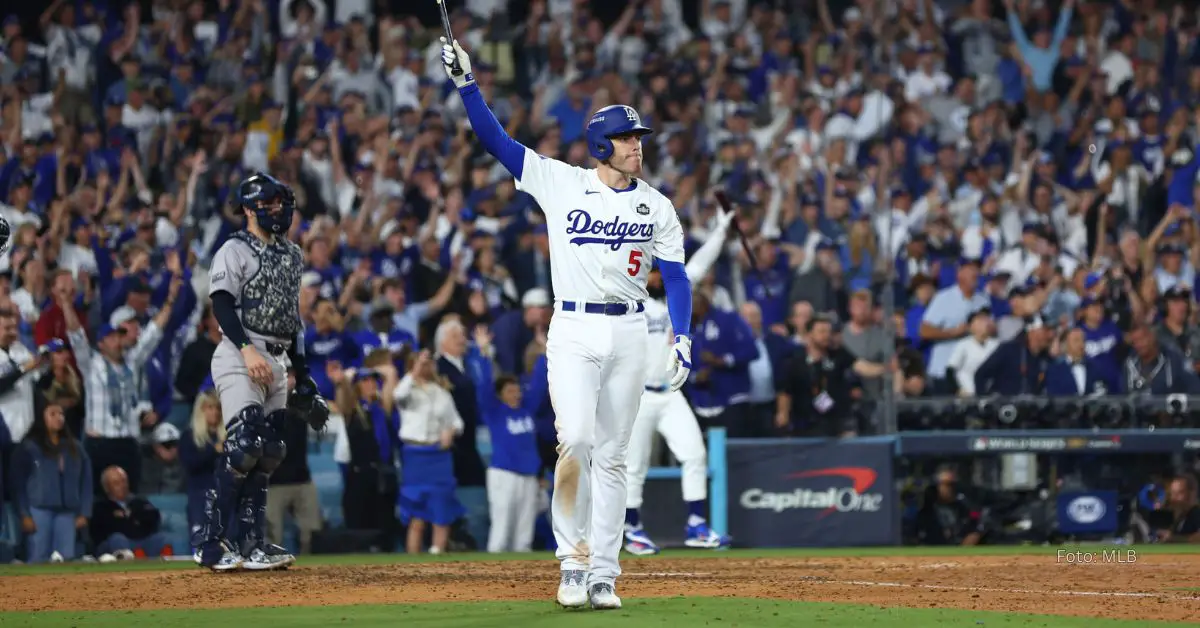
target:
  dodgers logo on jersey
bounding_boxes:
[565,209,654,250]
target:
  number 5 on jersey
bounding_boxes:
[628,250,644,276]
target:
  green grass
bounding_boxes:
[0,598,1189,627]
[0,543,1195,576]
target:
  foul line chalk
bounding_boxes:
[828,579,1196,599]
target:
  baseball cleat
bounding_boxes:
[196,540,244,571]
[623,524,660,556]
[555,569,588,608]
[684,522,732,549]
[588,582,622,610]
[199,550,244,572]
[242,544,295,571]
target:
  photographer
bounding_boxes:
[775,315,865,437]
[915,466,985,546]
[1157,474,1200,544]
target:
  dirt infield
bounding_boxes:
[6,553,1200,622]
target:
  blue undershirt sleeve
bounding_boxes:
[458,83,526,180]
[658,260,692,338]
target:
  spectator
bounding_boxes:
[306,298,360,400]
[739,301,795,437]
[178,390,223,546]
[0,306,45,443]
[841,290,890,401]
[33,269,89,369]
[1122,323,1200,395]
[490,288,550,377]
[945,307,999,397]
[471,326,545,553]
[267,372,323,555]
[395,349,464,555]
[921,258,990,393]
[689,292,760,437]
[1047,326,1113,396]
[36,339,83,437]
[433,318,485,487]
[11,401,92,563]
[335,363,402,551]
[90,465,172,558]
[975,317,1055,396]
[64,276,179,493]
[1155,286,1200,369]
[174,306,221,405]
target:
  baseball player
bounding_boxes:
[624,207,736,555]
[443,40,694,610]
[194,174,330,571]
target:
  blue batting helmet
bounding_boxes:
[238,172,293,235]
[585,105,653,161]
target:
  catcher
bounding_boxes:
[194,174,330,571]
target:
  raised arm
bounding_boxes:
[59,293,93,377]
[442,40,527,180]
[685,208,734,283]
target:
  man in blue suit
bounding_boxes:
[974,316,1055,396]
[688,292,761,437]
[1047,327,1115,396]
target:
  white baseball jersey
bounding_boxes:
[514,148,686,302]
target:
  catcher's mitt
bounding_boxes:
[289,375,330,431]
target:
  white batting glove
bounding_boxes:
[440,37,475,89]
[715,206,735,232]
[667,335,693,392]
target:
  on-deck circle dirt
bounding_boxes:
[5,554,1199,622]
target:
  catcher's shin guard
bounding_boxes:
[194,458,246,565]
[236,471,271,556]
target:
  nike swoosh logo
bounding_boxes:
[585,190,600,195]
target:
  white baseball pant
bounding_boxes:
[486,467,540,553]
[546,308,648,586]
[625,389,708,509]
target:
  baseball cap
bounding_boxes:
[301,271,323,288]
[153,422,181,445]
[1165,285,1192,300]
[109,305,137,327]
[38,339,66,355]
[353,368,383,383]
[96,324,125,340]
[522,288,551,309]
[968,306,992,323]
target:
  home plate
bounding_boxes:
[627,572,712,577]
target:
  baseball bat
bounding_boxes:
[713,189,773,298]
[436,0,464,77]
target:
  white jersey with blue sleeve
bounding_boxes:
[514,148,685,304]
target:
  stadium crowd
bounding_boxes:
[3,0,1200,560]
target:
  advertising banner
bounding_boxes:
[1057,491,1119,535]
[897,430,1200,455]
[727,440,898,547]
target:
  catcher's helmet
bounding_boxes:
[0,214,10,255]
[238,172,293,235]
[585,105,653,161]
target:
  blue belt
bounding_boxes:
[560,300,645,316]
[645,385,669,393]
